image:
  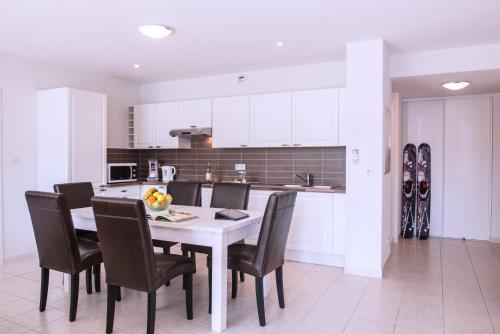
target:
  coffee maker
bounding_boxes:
[147,159,159,182]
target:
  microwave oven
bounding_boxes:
[107,163,137,183]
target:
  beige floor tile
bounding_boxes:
[0,299,39,320]
[10,306,66,330]
[344,317,395,334]
[300,308,351,333]
[0,319,31,334]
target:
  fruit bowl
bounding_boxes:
[143,188,173,212]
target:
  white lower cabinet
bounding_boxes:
[202,187,346,266]
[94,185,141,199]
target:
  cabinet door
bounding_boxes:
[246,190,274,243]
[134,104,156,149]
[71,89,106,184]
[292,88,339,147]
[250,93,291,147]
[177,99,212,128]
[332,194,346,254]
[338,87,347,146]
[106,185,141,198]
[212,96,250,148]
[156,102,178,148]
[287,192,333,254]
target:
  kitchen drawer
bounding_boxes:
[95,185,141,198]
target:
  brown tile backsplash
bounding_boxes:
[107,137,346,187]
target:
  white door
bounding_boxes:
[443,97,492,240]
[250,92,291,147]
[177,99,212,128]
[292,88,339,147]
[212,96,250,148]
[71,89,106,185]
[134,104,156,149]
[156,102,178,148]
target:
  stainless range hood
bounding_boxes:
[169,127,212,137]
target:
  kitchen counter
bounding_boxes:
[101,180,346,194]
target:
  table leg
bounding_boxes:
[263,274,270,298]
[63,273,71,293]
[211,234,228,332]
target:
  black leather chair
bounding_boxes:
[92,197,194,334]
[181,182,250,282]
[25,191,103,322]
[152,181,202,283]
[208,191,297,325]
[53,182,100,294]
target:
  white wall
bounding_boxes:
[140,61,346,103]
[391,43,500,78]
[391,93,402,242]
[403,100,445,237]
[0,51,139,259]
[344,40,389,278]
[493,95,500,241]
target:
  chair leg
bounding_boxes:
[94,264,101,292]
[115,287,121,302]
[208,267,212,314]
[190,252,197,273]
[276,266,285,308]
[183,273,193,320]
[147,291,156,334]
[255,277,266,326]
[85,268,92,294]
[164,248,171,286]
[239,271,245,282]
[39,268,49,312]
[106,284,116,334]
[69,274,79,322]
[231,270,238,299]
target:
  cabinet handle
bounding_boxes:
[156,146,160,148]
[121,189,128,193]
[148,146,154,149]
[293,144,301,147]
[99,189,106,192]
[190,125,197,128]
[281,144,290,147]
[240,144,248,147]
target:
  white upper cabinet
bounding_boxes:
[338,87,347,146]
[134,104,156,148]
[212,96,250,148]
[250,92,292,147]
[292,88,339,147]
[156,102,178,148]
[177,99,212,128]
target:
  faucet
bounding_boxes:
[293,171,312,187]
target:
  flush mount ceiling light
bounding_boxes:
[139,24,173,39]
[442,81,471,90]
[276,41,284,47]
[133,64,140,69]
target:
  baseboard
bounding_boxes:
[490,236,500,244]
[4,252,37,264]
[285,249,345,267]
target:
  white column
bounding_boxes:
[344,39,392,278]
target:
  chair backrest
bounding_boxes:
[167,181,202,206]
[91,197,157,292]
[254,191,297,276]
[25,191,81,274]
[53,182,95,209]
[210,182,250,210]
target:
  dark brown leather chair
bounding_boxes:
[53,182,100,294]
[91,197,194,334]
[25,191,103,322]
[181,182,250,282]
[208,191,297,325]
[152,181,202,283]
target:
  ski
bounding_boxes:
[401,143,417,239]
[416,143,431,240]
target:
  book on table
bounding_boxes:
[146,210,198,223]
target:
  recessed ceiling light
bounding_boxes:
[133,64,140,69]
[139,24,173,39]
[276,41,284,47]
[442,81,471,90]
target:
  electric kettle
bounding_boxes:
[161,165,176,183]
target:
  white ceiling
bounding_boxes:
[1,0,500,83]
[393,69,500,99]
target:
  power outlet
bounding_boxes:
[235,164,246,171]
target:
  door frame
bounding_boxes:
[0,88,4,264]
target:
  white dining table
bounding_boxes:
[70,205,267,332]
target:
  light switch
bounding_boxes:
[351,149,359,164]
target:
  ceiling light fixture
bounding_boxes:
[442,81,471,90]
[276,41,284,47]
[139,24,173,39]
[133,64,140,69]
